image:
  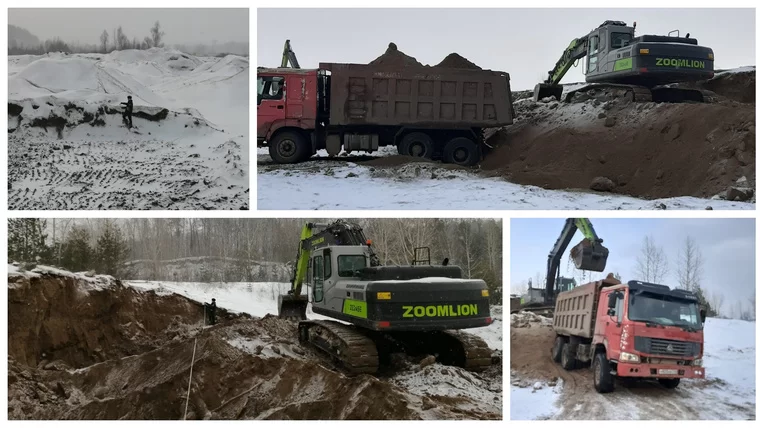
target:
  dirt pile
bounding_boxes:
[368,43,482,70]
[8,268,501,420]
[435,53,482,70]
[483,91,755,200]
[510,311,553,329]
[677,68,756,104]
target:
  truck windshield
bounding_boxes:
[337,255,367,277]
[628,292,702,329]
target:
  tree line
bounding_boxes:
[7,218,503,303]
[9,21,164,55]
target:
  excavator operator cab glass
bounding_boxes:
[313,255,324,302]
[611,32,633,49]
[337,255,367,277]
[588,35,600,72]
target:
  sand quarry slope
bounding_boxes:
[8,265,501,420]
[484,68,755,201]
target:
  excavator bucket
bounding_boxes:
[570,239,609,272]
[278,294,308,320]
[533,83,564,102]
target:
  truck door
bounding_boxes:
[605,289,625,360]
[257,75,286,140]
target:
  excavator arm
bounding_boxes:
[280,39,300,69]
[533,34,590,101]
[545,218,609,304]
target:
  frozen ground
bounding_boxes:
[258,149,751,210]
[512,317,756,420]
[8,49,249,210]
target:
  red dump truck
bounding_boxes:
[257,63,515,166]
[551,277,706,393]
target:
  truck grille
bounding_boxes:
[634,336,700,357]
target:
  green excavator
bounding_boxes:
[534,20,716,103]
[278,220,494,374]
[513,218,610,314]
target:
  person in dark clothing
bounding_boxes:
[205,298,217,325]
[120,95,133,128]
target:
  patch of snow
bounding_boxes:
[714,66,755,76]
[510,379,562,420]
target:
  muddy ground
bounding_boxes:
[510,312,755,420]
[8,268,501,420]
[259,44,755,203]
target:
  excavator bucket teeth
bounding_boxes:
[533,83,563,102]
[570,239,609,272]
[278,294,308,320]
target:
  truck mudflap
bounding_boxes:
[616,362,705,379]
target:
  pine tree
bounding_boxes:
[96,220,130,276]
[61,226,92,272]
[8,218,51,263]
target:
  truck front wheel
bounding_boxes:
[593,352,615,393]
[399,132,434,159]
[269,131,309,164]
[443,137,480,166]
[658,378,681,389]
[551,336,566,363]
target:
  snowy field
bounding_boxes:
[125,279,503,350]
[258,149,751,210]
[512,317,756,420]
[8,49,249,210]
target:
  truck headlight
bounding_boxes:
[620,352,640,363]
[692,358,702,367]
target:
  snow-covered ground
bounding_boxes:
[8,49,248,210]
[512,317,756,420]
[258,155,751,210]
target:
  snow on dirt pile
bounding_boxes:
[7,48,249,210]
[510,316,756,420]
[8,266,501,420]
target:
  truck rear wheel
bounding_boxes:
[658,378,680,389]
[593,352,615,393]
[269,131,309,164]
[443,137,479,166]
[560,342,577,370]
[399,132,434,159]
[551,336,566,363]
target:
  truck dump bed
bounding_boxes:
[553,278,620,339]
[321,62,515,128]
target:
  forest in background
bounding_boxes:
[8,218,503,303]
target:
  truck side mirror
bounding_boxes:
[607,293,616,309]
[700,308,707,321]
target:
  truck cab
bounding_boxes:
[552,278,706,393]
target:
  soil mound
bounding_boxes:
[435,53,482,70]
[678,68,755,104]
[369,43,424,68]
[483,98,755,200]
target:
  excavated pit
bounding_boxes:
[8,267,502,420]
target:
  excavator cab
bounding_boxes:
[570,238,609,272]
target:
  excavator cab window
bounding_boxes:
[337,255,366,277]
[313,255,324,302]
[611,32,632,49]
[588,35,600,72]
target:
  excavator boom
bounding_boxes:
[280,39,300,69]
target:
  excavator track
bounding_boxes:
[381,330,494,372]
[566,83,715,104]
[298,320,379,374]
[441,330,494,371]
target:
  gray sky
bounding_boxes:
[10,8,248,45]
[510,218,756,316]
[258,8,755,90]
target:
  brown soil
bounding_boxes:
[680,69,756,104]
[483,99,755,199]
[8,269,501,420]
[435,53,482,70]
[369,43,424,68]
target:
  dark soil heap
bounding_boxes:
[435,53,482,70]
[368,43,424,68]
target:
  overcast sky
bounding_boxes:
[258,8,755,90]
[9,8,248,46]
[510,218,756,315]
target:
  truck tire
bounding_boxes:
[658,378,680,389]
[593,352,615,393]
[443,137,479,166]
[269,131,309,164]
[399,132,434,159]
[551,336,566,363]
[560,342,577,370]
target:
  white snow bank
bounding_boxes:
[702,317,756,394]
[7,263,117,291]
[510,380,562,420]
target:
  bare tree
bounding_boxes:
[706,290,725,316]
[150,21,165,48]
[635,235,669,283]
[100,30,109,53]
[677,236,704,291]
[750,290,756,320]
